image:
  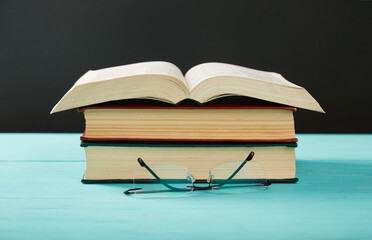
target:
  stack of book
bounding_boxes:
[51,62,323,183]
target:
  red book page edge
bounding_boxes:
[78,105,297,112]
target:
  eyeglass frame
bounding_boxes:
[124,151,271,195]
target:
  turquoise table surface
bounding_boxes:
[1,134,372,240]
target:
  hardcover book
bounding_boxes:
[81,141,298,183]
[79,104,297,142]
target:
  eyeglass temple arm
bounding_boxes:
[136,158,189,192]
[214,151,255,187]
[124,188,175,194]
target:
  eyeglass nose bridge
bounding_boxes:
[207,171,214,184]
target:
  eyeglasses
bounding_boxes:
[124,151,270,197]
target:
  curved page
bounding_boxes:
[51,62,188,113]
[186,63,324,113]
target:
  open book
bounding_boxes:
[51,61,324,113]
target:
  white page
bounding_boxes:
[75,61,186,86]
[185,62,301,90]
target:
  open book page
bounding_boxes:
[185,62,324,113]
[185,62,301,90]
[51,62,189,113]
[75,61,186,86]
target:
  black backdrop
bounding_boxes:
[1,0,371,133]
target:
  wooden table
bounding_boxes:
[1,134,371,239]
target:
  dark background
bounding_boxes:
[1,0,371,133]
